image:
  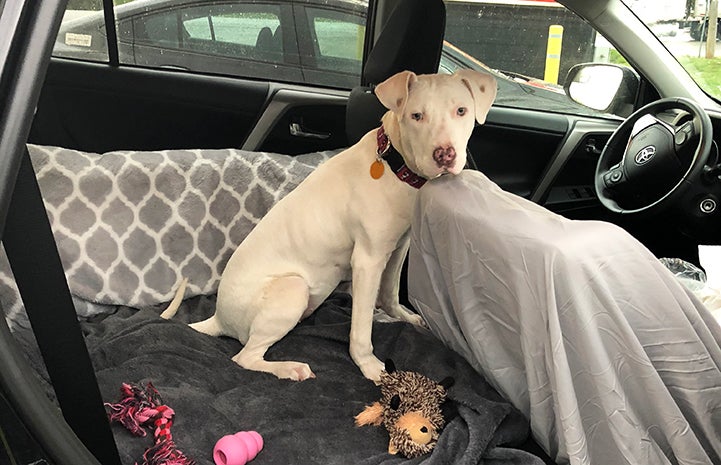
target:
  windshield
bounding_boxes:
[622,0,721,101]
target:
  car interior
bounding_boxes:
[2,0,721,463]
[33,0,718,263]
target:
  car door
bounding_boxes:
[32,0,360,155]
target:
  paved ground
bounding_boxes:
[658,27,719,58]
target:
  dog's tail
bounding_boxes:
[160,277,188,319]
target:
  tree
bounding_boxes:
[706,0,718,58]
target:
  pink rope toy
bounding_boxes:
[105,382,196,465]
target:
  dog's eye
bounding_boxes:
[457,107,467,116]
[411,112,423,121]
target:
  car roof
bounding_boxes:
[59,0,369,32]
[114,0,369,17]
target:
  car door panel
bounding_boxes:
[470,107,568,198]
[29,59,350,155]
[531,125,615,204]
[471,106,619,220]
[243,87,350,154]
[29,59,270,153]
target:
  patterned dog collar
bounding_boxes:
[372,126,427,189]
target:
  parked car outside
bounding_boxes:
[54,0,614,116]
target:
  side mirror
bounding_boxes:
[563,63,639,116]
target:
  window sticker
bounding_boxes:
[65,32,92,47]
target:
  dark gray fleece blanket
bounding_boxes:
[68,293,543,465]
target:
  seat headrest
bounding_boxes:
[255,26,274,50]
[363,0,446,85]
[345,0,446,145]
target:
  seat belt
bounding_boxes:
[3,149,121,465]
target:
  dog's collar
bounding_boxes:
[373,126,427,189]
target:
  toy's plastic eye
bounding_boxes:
[390,394,401,410]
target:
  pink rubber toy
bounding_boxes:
[213,431,264,465]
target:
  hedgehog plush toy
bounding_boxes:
[355,360,454,458]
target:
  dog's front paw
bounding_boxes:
[357,356,385,383]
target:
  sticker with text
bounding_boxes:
[65,33,92,47]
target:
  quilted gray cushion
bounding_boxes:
[3,144,338,331]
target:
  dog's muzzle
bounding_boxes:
[433,146,456,168]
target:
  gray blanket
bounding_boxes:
[408,170,721,465]
[15,293,544,465]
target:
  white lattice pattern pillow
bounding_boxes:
[2,144,336,330]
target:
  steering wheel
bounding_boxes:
[595,97,714,215]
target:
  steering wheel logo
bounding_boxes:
[634,145,656,165]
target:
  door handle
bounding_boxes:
[289,122,330,140]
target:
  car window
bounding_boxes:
[54,0,109,63]
[305,7,365,73]
[53,0,368,89]
[52,0,640,108]
[123,3,284,63]
[442,0,633,118]
[185,7,280,45]
[621,0,721,102]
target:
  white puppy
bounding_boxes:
[162,70,497,382]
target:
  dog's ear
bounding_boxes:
[375,71,417,113]
[455,69,497,125]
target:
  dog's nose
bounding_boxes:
[433,146,456,168]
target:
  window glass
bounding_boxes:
[52,0,370,89]
[441,0,633,118]
[309,8,365,64]
[621,0,721,102]
[299,7,365,82]
[124,4,283,61]
[175,5,282,49]
[133,10,181,48]
[52,0,109,63]
[297,6,365,87]
[212,10,280,45]
[55,0,632,102]
[184,16,213,40]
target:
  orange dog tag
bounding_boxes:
[370,159,385,179]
